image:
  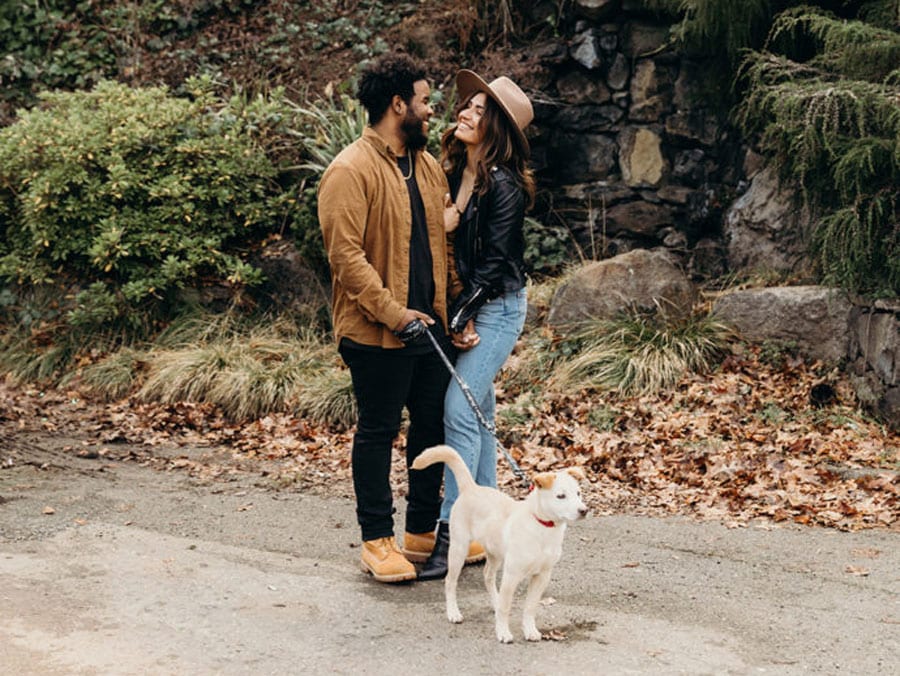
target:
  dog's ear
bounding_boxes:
[531,472,556,490]
[565,466,586,481]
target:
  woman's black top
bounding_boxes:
[447,165,526,333]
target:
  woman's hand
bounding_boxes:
[450,319,479,351]
[443,193,460,233]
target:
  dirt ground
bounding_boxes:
[1,434,898,675]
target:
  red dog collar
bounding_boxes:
[529,483,556,527]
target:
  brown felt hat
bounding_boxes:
[455,69,533,151]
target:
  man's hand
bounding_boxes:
[394,309,434,333]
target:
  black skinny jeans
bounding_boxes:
[339,343,450,541]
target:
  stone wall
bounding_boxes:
[523,0,742,280]
[506,0,899,428]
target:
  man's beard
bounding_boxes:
[401,109,429,151]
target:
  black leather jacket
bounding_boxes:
[447,165,527,333]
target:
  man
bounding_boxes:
[318,53,454,582]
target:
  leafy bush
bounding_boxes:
[523,216,576,278]
[0,77,299,333]
[0,0,116,120]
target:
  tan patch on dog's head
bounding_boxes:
[531,473,556,490]
[565,466,586,481]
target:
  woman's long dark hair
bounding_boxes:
[440,94,535,209]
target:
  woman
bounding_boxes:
[417,70,535,580]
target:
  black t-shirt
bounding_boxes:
[400,154,434,322]
[398,153,446,352]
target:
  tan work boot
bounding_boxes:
[402,530,486,564]
[360,536,417,583]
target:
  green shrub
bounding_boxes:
[736,6,900,296]
[0,0,259,122]
[0,77,298,333]
[523,216,575,278]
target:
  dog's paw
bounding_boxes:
[524,628,542,642]
[496,627,514,643]
[447,609,463,624]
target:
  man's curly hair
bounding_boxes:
[357,53,426,126]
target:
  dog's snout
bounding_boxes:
[578,506,589,518]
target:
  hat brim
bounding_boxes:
[455,69,530,154]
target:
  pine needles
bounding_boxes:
[736,5,900,296]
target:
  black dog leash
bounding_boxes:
[396,319,530,487]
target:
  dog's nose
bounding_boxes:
[578,507,589,518]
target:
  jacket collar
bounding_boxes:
[362,126,416,163]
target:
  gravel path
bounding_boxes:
[1,437,898,675]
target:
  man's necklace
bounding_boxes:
[400,153,414,181]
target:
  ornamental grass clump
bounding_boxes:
[550,309,732,396]
[77,348,145,402]
[292,368,357,430]
[137,319,335,422]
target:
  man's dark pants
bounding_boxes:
[339,344,450,541]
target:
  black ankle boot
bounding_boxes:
[417,521,449,581]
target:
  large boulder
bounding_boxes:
[712,286,853,363]
[547,248,695,327]
[723,167,811,275]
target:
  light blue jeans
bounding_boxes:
[440,287,528,522]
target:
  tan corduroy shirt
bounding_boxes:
[318,126,455,349]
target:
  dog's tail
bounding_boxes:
[411,445,476,493]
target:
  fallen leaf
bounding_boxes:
[851,548,881,559]
[845,565,870,577]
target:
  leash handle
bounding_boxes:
[423,328,530,487]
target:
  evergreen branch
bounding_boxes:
[768,5,900,83]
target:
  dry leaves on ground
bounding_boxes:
[1,348,897,532]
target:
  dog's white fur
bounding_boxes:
[412,444,588,643]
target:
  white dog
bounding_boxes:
[412,444,588,643]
